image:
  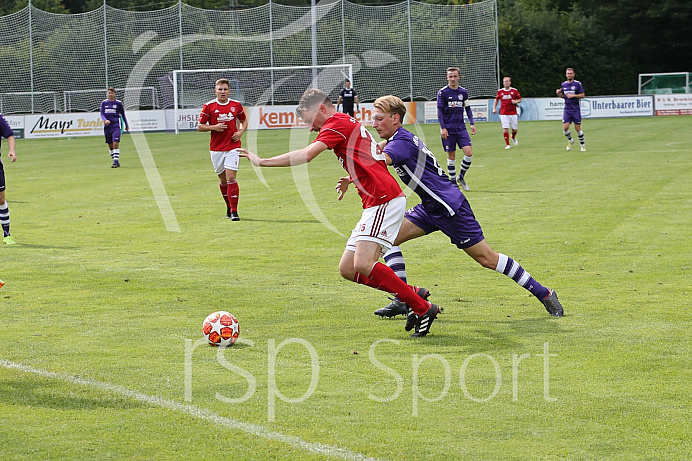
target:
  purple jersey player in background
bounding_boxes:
[556,68,586,151]
[100,87,129,168]
[437,67,476,191]
[0,113,17,244]
[370,95,564,320]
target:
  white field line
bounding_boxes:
[0,359,386,461]
[130,132,181,233]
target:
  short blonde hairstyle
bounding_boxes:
[373,95,406,123]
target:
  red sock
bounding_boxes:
[354,272,379,289]
[503,132,510,145]
[227,181,239,212]
[367,262,427,315]
[220,183,230,208]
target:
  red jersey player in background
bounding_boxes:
[239,89,441,337]
[492,77,522,149]
[198,78,248,221]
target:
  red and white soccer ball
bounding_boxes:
[202,311,240,346]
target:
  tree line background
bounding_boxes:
[2,0,690,97]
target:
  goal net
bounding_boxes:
[0,92,59,115]
[165,64,353,134]
[639,72,691,95]
[64,87,160,113]
[0,1,498,115]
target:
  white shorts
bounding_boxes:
[345,196,406,252]
[500,114,519,130]
[210,149,240,175]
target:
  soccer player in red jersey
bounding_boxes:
[492,77,522,149]
[198,78,248,221]
[239,89,440,337]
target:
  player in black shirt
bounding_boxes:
[337,79,360,117]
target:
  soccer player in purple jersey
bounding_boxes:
[437,67,476,191]
[556,68,586,151]
[100,88,129,168]
[0,113,17,244]
[368,96,564,319]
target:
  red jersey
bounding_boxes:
[199,98,246,151]
[495,87,521,115]
[315,112,404,209]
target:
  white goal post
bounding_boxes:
[170,64,353,134]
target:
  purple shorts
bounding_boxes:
[562,108,582,125]
[104,125,121,144]
[405,200,485,249]
[441,130,472,152]
[0,167,5,192]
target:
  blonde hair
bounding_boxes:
[373,95,406,123]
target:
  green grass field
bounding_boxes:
[1,116,690,460]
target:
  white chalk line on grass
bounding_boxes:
[131,132,181,233]
[0,359,386,461]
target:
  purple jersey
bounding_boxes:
[100,99,128,128]
[560,80,584,111]
[384,126,463,218]
[0,113,14,159]
[436,85,473,134]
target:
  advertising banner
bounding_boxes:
[24,111,166,139]
[168,102,420,131]
[245,102,418,130]
[246,105,307,130]
[654,94,692,116]
[525,96,654,121]
[127,110,166,132]
[581,95,653,118]
[487,101,537,122]
[24,113,104,138]
[525,98,571,121]
[424,101,489,124]
[4,115,24,139]
[171,108,203,131]
[13,101,420,138]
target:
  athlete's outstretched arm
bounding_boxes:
[238,141,327,167]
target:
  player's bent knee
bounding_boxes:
[338,263,355,281]
[339,271,353,281]
[352,260,374,278]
